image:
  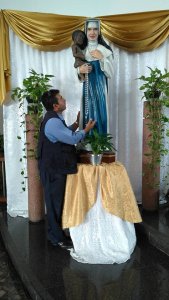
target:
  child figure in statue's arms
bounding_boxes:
[72,30,88,68]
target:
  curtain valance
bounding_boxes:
[1,9,169,104]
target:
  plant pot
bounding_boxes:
[77,151,115,164]
[89,154,103,165]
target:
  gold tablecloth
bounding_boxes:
[62,162,142,229]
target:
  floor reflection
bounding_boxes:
[63,250,140,300]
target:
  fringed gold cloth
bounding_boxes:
[62,162,142,228]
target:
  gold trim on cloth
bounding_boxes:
[62,162,142,228]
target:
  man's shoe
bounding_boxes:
[48,239,58,246]
[58,240,73,250]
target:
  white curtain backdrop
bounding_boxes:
[3,29,169,217]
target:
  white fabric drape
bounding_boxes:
[3,29,169,217]
[70,184,136,264]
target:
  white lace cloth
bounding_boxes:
[70,185,136,264]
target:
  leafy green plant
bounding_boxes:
[11,69,54,130]
[11,69,54,191]
[84,128,116,155]
[138,67,169,187]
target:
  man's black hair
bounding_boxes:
[41,89,60,111]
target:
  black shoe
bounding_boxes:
[58,240,73,250]
[48,239,58,246]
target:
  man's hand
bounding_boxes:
[71,111,80,131]
[76,111,80,125]
[84,119,96,133]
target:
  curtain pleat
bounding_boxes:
[2,10,86,51]
[0,11,10,104]
[100,10,169,52]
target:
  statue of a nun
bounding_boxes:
[72,19,114,134]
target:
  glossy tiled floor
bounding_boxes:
[1,203,169,300]
[0,233,31,299]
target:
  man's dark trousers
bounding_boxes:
[40,170,67,245]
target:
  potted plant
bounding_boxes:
[11,69,54,222]
[84,128,116,165]
[11,69,54,137]
[138,67,169,211]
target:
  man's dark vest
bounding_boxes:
[38,111,77,174]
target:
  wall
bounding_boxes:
[0,0,169,16]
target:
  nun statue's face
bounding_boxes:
[86,21,99,41]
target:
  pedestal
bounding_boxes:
[26,115,45,222]
[142,102,160,211]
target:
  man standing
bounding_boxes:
[38,89,95,249]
